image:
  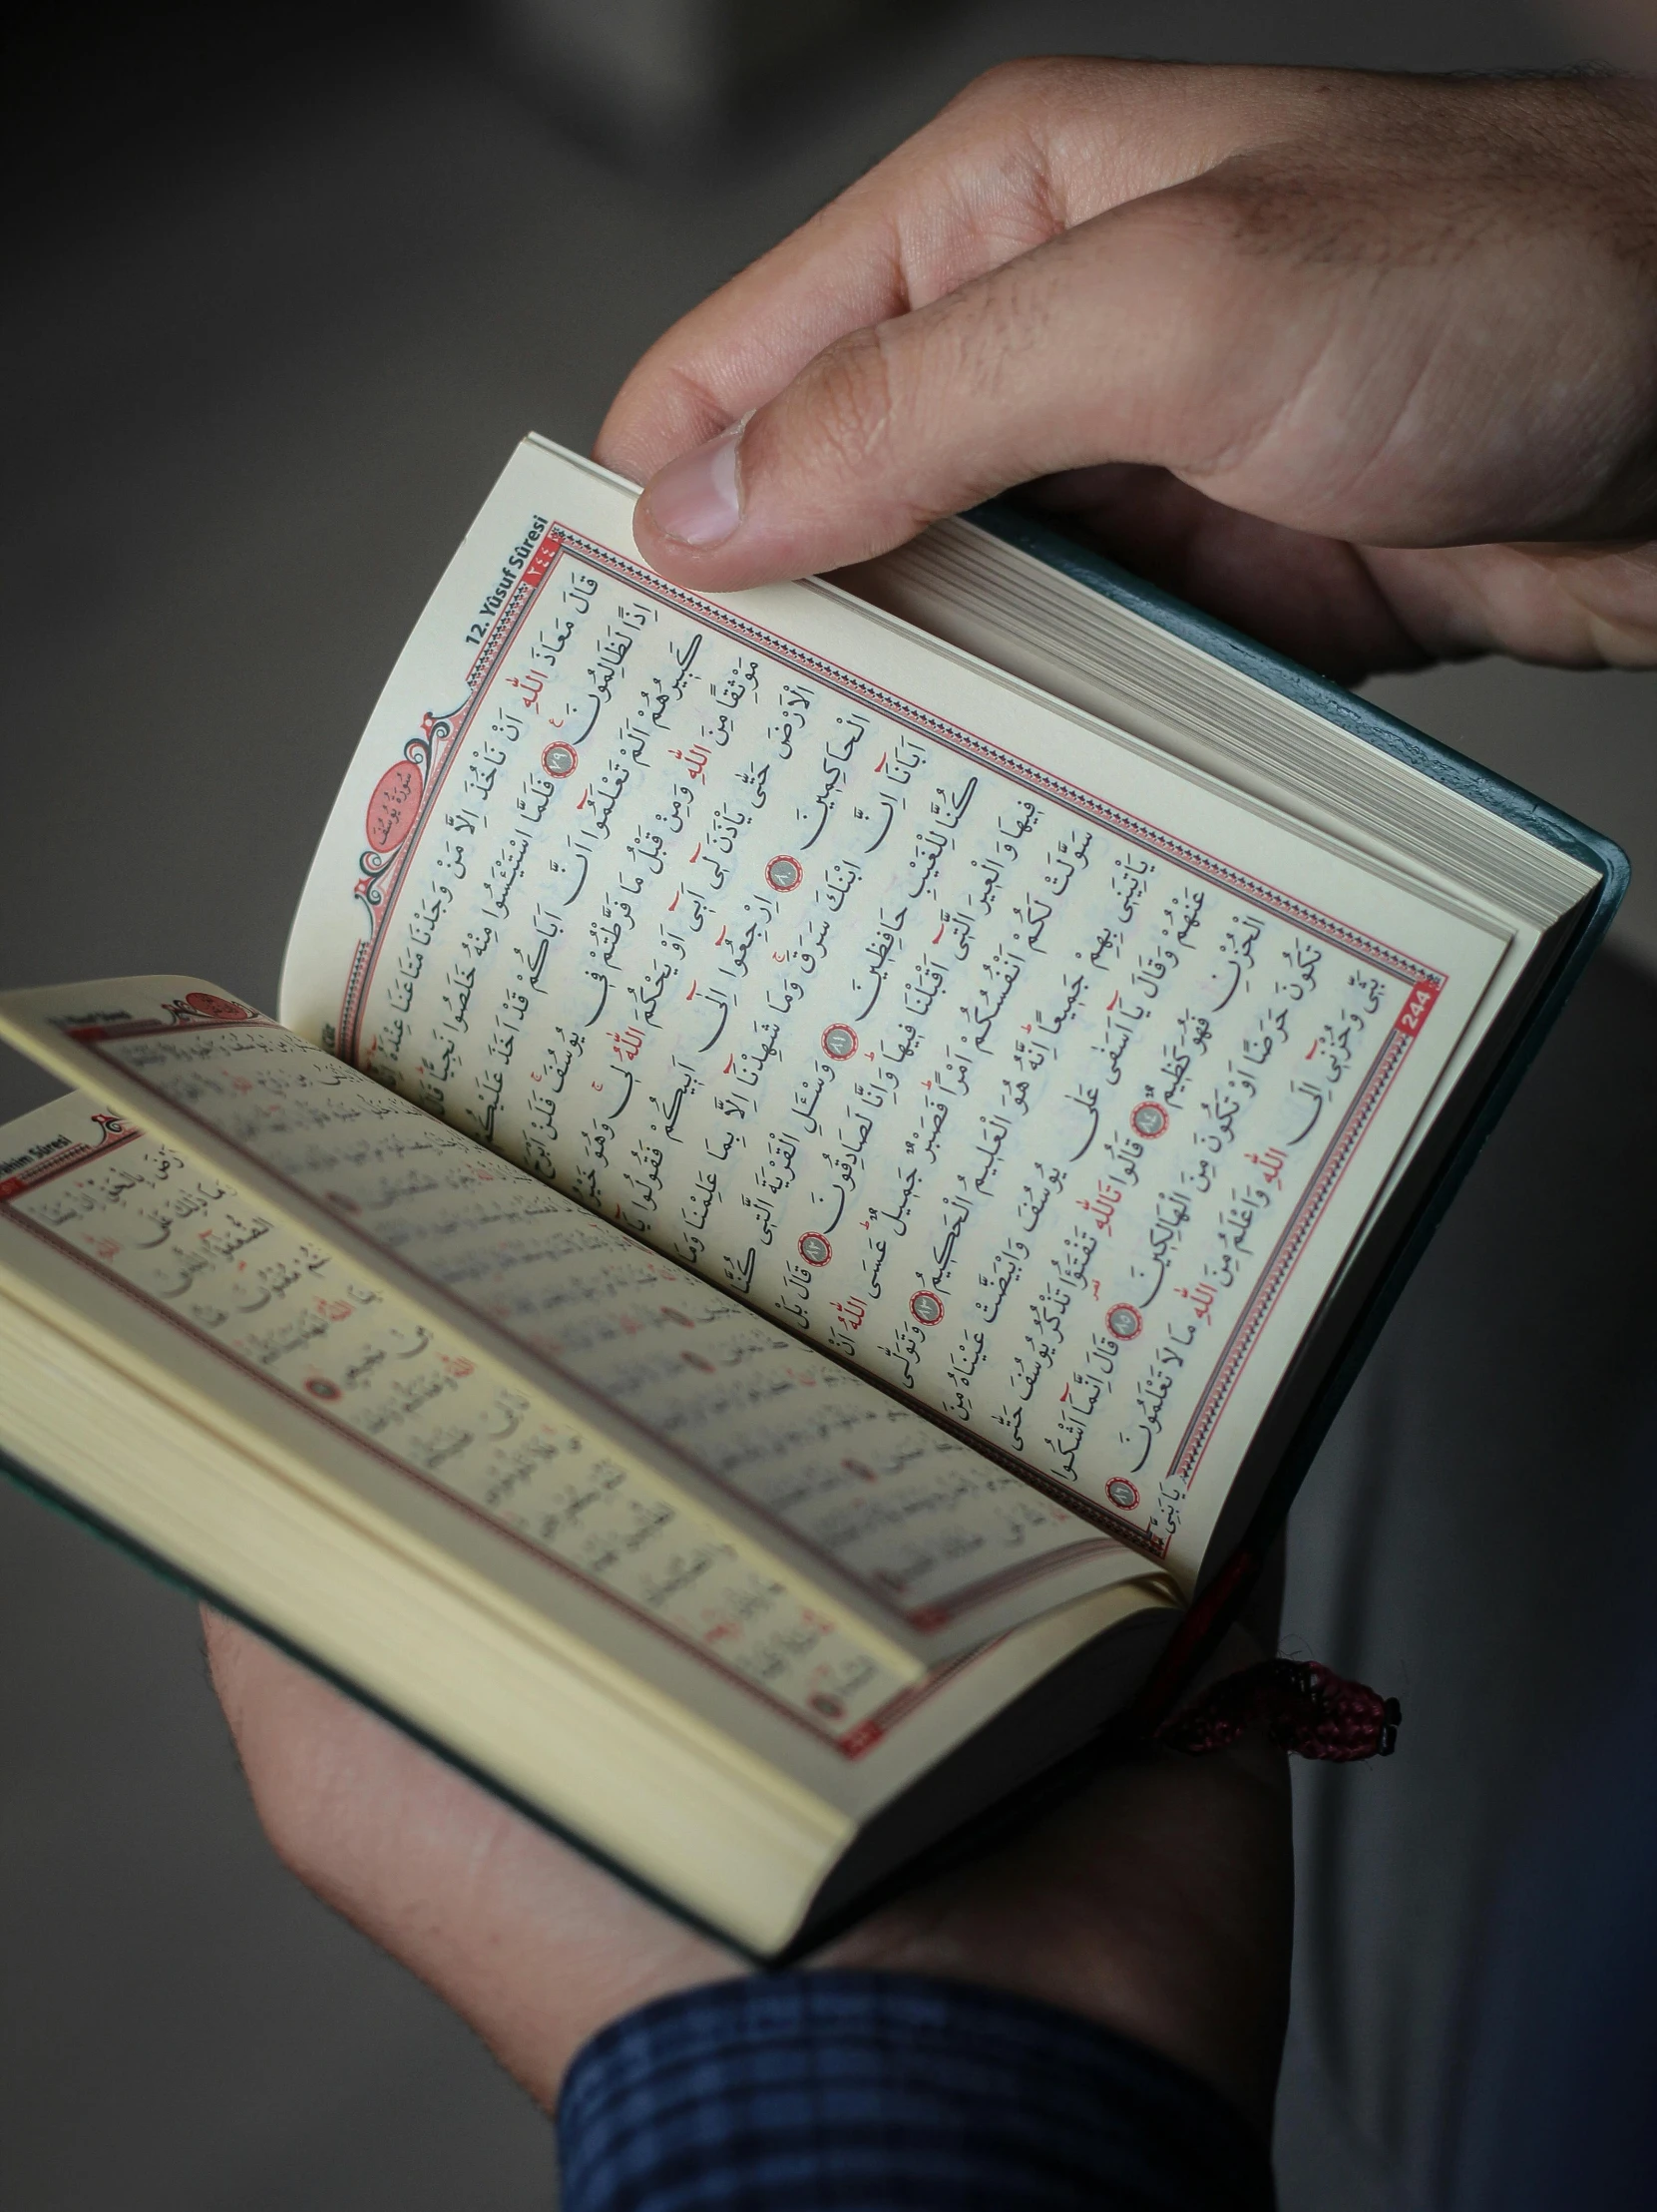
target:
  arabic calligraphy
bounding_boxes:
[84,1023,1122,1622]
[3,1117,909,1743]
[312,520,1442,1555]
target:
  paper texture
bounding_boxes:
[0,986,1154,1657]
[0,1082,1172,1814]
[281,440,1512,1582]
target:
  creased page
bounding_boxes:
[0,984,1150,1654]
[282,439,1514,1583]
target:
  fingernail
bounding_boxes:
[644,421,744,548]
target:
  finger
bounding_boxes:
[635,110,1655,595]
[202,1609,737,2105]
[628,175,1344,587]
[1361,537,1657,667]
[1034,466,1657,674]
[596,56,1304,483]
[625,68,1657,591]
[1029,463,1428,680]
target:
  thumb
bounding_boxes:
[628,192,1321,591]
[629,134,1652,593]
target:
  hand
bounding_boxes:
[598,60,1657,681]
[203,1608,1291,2127]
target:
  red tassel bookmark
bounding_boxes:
[1156,1659,1401,1763]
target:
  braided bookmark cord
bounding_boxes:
[1155,1659,1401,1762]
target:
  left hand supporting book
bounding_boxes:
[0,986,1179,1955]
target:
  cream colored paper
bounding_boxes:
[0,988,1152,1654]
[0,1090,1175,1874]
[282,441,1511,1582]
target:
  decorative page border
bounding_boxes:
[43,1008,1132,1648]
[338,524,565,1055]
[335,525,1445,1057]
[0,1113,140,1201]
[1154,1027,1409,1521]
[318,516,1451,1561]
[1,1128,1006,1762]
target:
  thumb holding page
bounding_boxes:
[625,192,1351,589]
[605,63,1657,675]
[627,161,1651,589]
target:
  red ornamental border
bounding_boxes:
[55,1021,1140,1630]
[335,515,1444,1062]
[320,510,1451,1561]
[39,1019,1138,1722]
[0,1120,143,1201]
[1140,1028,1410,1553]
[336,525,566,1063]
[0,1139,969,1765]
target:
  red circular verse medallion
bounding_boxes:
[183,992,249,1022]
[821,1023,858,1061]
[364,759,423,851]
[1106,1478,1140,1512]
[909,1290,946,1326]
[798,1232,833,1266]
[1105,1302,1144,1342]
[1130,1100,1170,1139]
[765,855,804,893]
[542,740,579,777]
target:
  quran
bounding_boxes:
[0,437,1624,1957]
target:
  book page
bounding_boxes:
[0,1098,917,1751]
[281,439,1516,1584]
[0,986,1151,1655]
[846,516,1599,1314]
[0,1090,1174,1832]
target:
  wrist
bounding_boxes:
[809,1739,1291,2131]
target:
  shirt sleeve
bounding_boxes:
[557,1969,1275,2212]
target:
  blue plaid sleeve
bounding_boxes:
[557,1970,1275,2211]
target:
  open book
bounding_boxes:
[0,438,1624,1957]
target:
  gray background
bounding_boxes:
[2,3,1651,2205]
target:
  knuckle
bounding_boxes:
[956,53,1119,121]
[1124,168,1279,256]
[795,324,900,474]
[1103,169,1313,311]
[964,55,1069,103]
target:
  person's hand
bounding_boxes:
[598,60,1657,681]
[203,1608,1291,2128]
